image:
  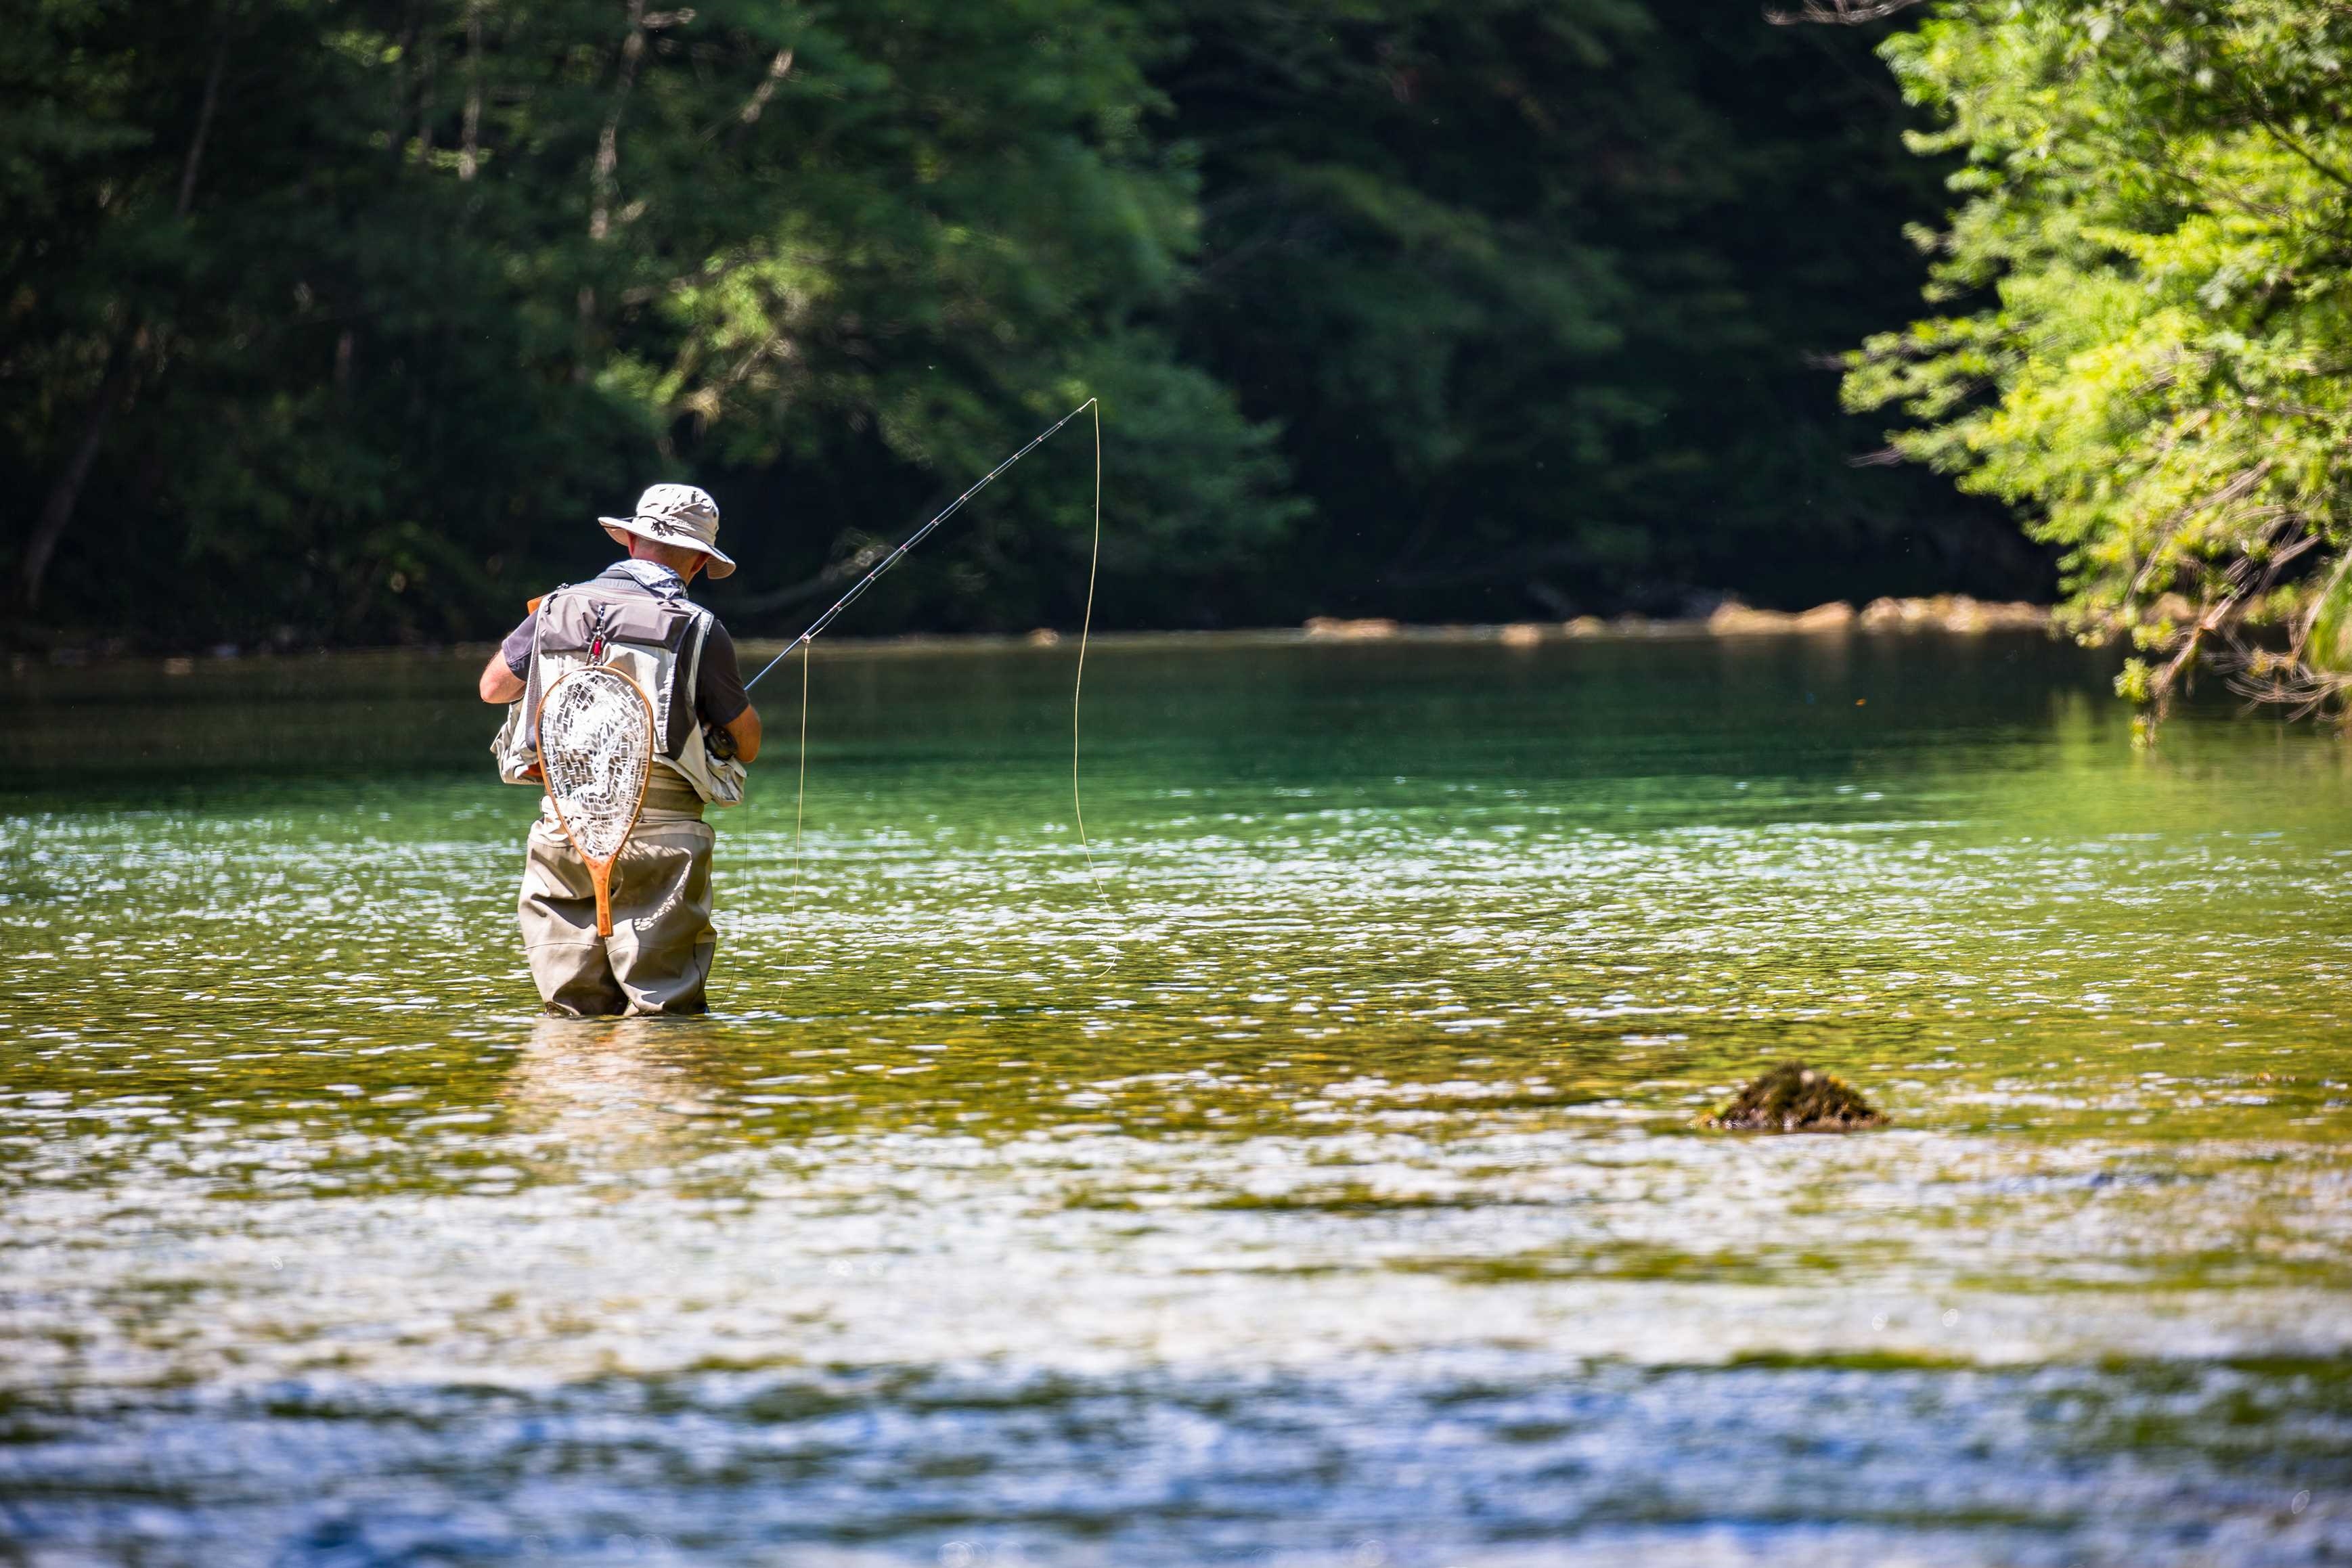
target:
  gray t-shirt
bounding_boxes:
[502,560,751,727]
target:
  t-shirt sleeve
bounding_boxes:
[500,614,536,678]
[696,619,751,728]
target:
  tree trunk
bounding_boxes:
[577,1,649,381]
[416,26,438,162]
[589,0,648,242]
[459,3,483,180]
[175,37,229,219]
[384,0,420,164]
[22,30,229,612]
[21,336,135,610]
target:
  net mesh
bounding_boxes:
[539,666,653,861]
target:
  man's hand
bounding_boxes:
[722,704,762,763]
[479,651,525,704]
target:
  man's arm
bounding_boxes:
[479,650,525,704]
[483,613,537,704]
[698,620,760,763]
[722,704,762,763]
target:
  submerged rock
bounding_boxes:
[1704,1062,1885,1133]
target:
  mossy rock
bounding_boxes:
[1704,1062,1884,1133]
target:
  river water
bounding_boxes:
[1,631,2347,1567]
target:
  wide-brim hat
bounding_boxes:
[598,483,736,578]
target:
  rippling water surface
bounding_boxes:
[3,633,2349,1566]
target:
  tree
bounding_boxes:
[1832,1,2352,731]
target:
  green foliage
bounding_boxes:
[1844,0,2352,719]
[2307,558,2352,673]
[0,0,1291,646]
[0,0,2033,650]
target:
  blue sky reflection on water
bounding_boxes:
[1,632,2349,1565]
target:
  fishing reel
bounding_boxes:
[703,722,738,762]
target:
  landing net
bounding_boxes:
[539,665,654,864]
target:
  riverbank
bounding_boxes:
[5,596,2060,678]
[1302,594,2051,646]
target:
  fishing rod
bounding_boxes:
[746,397,1099,690]
[740,395,1110,904]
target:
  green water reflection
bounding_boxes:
[1,633,2348,1565]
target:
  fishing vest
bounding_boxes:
[492,566,747,807]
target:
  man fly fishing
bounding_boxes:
[477,400,1101,1017]
[480,484,761,1016]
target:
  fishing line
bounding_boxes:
[1071,399,1103,895]
[746,397,1107,898]
[791,637,809,887]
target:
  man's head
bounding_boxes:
[598,483,737,577]
[627,533,711,582]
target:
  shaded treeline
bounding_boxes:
[0,0,2035,651]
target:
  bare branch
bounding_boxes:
[2125,457,2276,602]
[1765,0,1927,26]
[703,47,793,141]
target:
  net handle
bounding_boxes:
[535,665,656,938]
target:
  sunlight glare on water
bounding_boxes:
[2,633,2349,1565]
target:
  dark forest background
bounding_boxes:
[1,0,2049,652]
